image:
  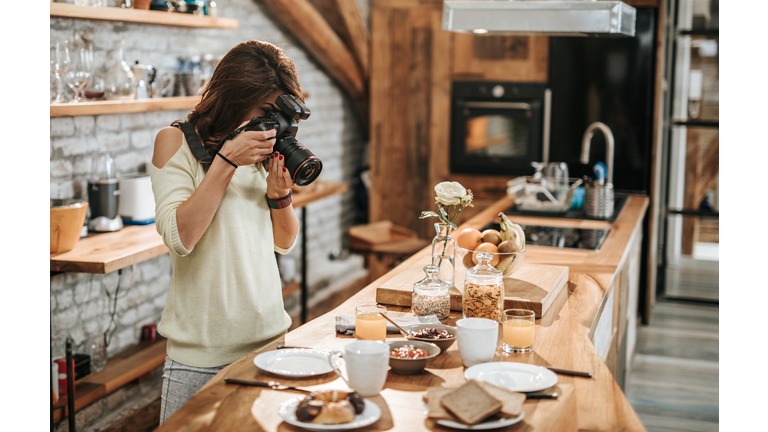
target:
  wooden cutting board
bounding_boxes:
[376,256,569,319]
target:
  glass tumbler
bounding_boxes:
[502,309,535,353]
[355,305,387,342]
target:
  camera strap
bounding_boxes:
[171,120,214,164]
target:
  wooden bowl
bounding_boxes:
[50,202,88,254]
[402,324,457,353]
[387,340,440,375]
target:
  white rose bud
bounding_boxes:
[434,181,467,206]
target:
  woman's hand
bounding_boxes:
[266,151,295,199]
[218,123,277,166]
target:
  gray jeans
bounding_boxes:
[159,356,227,425]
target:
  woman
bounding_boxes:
[150,40,301,424]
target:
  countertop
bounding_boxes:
[157,194,649,432]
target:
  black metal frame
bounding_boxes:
[657,0,719,304]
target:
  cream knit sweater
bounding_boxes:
[150,134,294,368]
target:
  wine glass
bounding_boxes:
[67,44,93,103]
[50,39,72,104]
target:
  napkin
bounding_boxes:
[335,315,442,335]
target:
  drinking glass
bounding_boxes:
[502,309,535,353]
[50,39,72,103]
[67,44,93,103]
[355,304,387,342]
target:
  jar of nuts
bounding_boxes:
[412,265,451,319]
[463,251,504,322]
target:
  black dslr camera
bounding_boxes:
[220,94,322,186]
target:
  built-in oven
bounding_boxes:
[450,82,550,176]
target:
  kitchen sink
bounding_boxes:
[501,192,627,223]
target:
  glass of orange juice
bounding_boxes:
[355,305,388,342]
[502,309,535,353]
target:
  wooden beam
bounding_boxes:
[309,0,370,80]
[260,0,368,130]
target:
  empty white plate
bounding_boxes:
[464,362,558,392]
[253,349,334,377]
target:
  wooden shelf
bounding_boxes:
[51,225,168,274]
[50,181,348,274]
[282,281,300,298]
[53,337,167,424]
[50,96,200,118]
[50,3,238,29]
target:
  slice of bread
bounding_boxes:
[425,387,459,421]
[477,381,526,417]
[440,380,502,425]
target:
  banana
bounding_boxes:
[498,212,525,251]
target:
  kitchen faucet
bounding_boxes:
[580,122,614,187]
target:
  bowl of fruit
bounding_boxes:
[455,213,526,277]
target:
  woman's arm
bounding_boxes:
[152,125,277,250]
[266,152,300,250]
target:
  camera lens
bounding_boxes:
[274,136,323,186]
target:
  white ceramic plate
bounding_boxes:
[253,349,334,377]
[278,396,382,431]
[436,411,525,430]
[464,362,558,392]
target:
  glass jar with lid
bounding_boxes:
[463,251,504,321]
[412,264,450,319]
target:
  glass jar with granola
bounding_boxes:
[463,251,504,321]
[412,265,451,319]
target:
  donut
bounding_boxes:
[295,390,365,424]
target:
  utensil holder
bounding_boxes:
[584,184,614,219]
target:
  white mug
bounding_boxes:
[328,340,389,397]
[456,318,499,367]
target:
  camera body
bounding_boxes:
[239,94,322,186]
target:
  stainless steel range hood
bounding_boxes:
[442,1,637,37]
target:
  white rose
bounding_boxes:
[434,181,467,206]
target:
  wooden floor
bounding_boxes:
[625,300,719,431]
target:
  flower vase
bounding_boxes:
[431,222,456,287]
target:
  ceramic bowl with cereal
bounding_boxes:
[387,340,441,374]
[402,324,457,353]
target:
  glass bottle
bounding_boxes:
[431,222,456,287]
[104,40,136,101]
[412,265,450,319]
[463,251,504,322]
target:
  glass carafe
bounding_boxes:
[431,222,456,287]
[412,264,450,319]
[463,251,504,321]
[104,40,136,101]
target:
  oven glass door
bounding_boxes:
[451,100,542,176]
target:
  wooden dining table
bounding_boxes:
[157,194,649,432]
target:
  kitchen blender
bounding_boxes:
[88,152,122,232]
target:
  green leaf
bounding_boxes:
[447,220,457,230]
[419,211,440,219]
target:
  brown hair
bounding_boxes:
[187,40,304,153]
